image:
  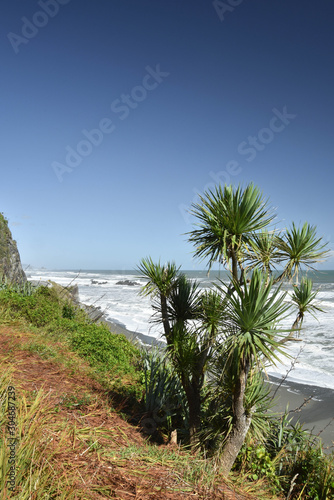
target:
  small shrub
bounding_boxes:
[0,286,61,327]
[68,323,144,398]
[233,411,334,499]
[235,443,282,494]
[62,302,76,319]
[282,445,334,499]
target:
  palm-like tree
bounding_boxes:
[216,269,291,475]
[138,182,329,474]
[290,277,323,333]
[138,258,224,443]
[188,183,275,280]
[278,278,324,349]
[138,257,179,343]
[276,222,330,284]
[244,230,281,278]
[167,273,200,325]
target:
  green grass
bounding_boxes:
[56,392,94,410]
[0,283,144,403]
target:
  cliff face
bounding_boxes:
[0,213,26,284]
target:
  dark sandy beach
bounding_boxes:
[101,317,166,347]
[266,377,334,450]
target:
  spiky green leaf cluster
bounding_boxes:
[290,277,324,323]
[137,257,180,298]
[218,269,291,373]
[276,222,330,282]
[188,183,275,272]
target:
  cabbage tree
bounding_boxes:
[276,222,330,284]
[188,183,275,280]
[138,258,225,442]
[215,269,290,475]
[187,183,329,474]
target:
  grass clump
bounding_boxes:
[0,369,77,499]
[26,341,57,359]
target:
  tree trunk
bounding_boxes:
[220,369,252,476]
[188,384,202,444]
[278,314,303,347]
[160,294,171,342]
[160,287,203,446]
[291,314,303,337]
[230,248,239,282]
[181,375,202,445]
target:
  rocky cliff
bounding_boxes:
[0,213,26,284]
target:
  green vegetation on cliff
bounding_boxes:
[0,213,26,285]
[0,214,12,270]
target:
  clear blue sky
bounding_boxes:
[1,0,333,270]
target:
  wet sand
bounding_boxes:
[266,376,334,450]
[101,317,166,347]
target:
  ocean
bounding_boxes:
[27,268,334,390]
